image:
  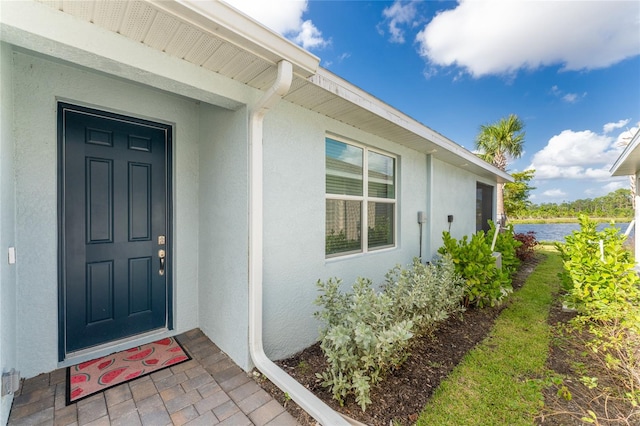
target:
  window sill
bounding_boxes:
[324,245,397,263]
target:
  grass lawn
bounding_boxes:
[416,246,561,426]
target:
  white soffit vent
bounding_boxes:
[144,13,183,51]
[165,23,204,59]
[34,0,311,91]
[184,35,224,66]
[120,2,157,42]
[93,1,130,32]
[57,0,94,21]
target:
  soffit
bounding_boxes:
[35,0,509,183]
[34,0,315,91]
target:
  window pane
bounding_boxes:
[326,199,362,255]
[326,138,363,196]
[368,151,395,198]
[368,202,394,249]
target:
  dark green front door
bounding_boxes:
[58,103,172,355]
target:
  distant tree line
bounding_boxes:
[513,188,633,220]
[471,114,634,221]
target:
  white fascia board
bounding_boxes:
[0,0,250,109]
[311,68,513,183]
[158,0,320,78]
[611,129,640,176]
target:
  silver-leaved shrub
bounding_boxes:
[314,255,465,410]
[383,255,465,336]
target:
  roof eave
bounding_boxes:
[149,0,320,78]
[310,68,513,183]
[611,129,640,176]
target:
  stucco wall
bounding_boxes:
[261,101,431,360]
[0,42,17,426]
[429,157,496,255]
[198,104,251,370]
[12,52,203,377]
[6,47,499,379]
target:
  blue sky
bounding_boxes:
[224,0,640,204]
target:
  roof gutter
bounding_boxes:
[248,60,350,426]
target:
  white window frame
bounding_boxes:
[325,136,397,258]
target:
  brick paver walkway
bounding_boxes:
[7,329,299,426]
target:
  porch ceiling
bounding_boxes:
[34,0,510,184]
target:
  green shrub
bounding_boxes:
[555,214,640,319]
[489,221,521,275]
[439,230,512,307]
[556,214,640,410]
[314,256,465,410]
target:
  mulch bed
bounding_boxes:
[254,255,542,426]
[255,252,639,425]
[537,293,640,425]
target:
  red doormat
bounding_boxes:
[66,337,191,405]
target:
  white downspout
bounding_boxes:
[248,60,350,426]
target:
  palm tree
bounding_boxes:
[475,114,525,225]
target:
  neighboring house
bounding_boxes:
[0,1,511,423]
[610,128,640,264]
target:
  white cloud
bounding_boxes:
[562,93,584,104]
[528,126,631,179]
[294,20,329,50]
[550,86,586,103]
[416,0,640,77]
[584,178,628,197]
[337,52,352,62]
[532,130,619,167]
[532,164,612,180]
[324,52,351,68]
[542,189,567,198]
[603,119,630,134]
[381,1,419,43]
[223,0,328,50]
[602,181,626,193]
[615,123,640,147]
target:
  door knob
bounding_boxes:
[158,249,166,276]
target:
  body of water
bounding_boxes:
[513,222,634,243]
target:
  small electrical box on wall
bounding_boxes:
[447,215,454,223]
[417,211,427,224]
[1,369,20,396]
